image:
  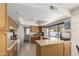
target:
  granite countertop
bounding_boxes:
[36,40,64,46]
[36,38,65,46]
[36,37,71,46]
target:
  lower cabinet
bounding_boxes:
[0,31,7,56]
[63,42,71,56]
[12,44,17,56]
[36,43,64,56]
[8,44,17,56]
[31,36,40,43]
[9,51,14,56]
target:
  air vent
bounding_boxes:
[50,5,57,10]
[36,20,47,25]
[15,11,19,14]
[50,5,54,9]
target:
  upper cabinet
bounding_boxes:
[31,26,43,32]
[0,3,18,31]
[8,16,18,31]
[0,3,18,56]
[0,4,8,31]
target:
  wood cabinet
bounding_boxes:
[0,4,8,31]
[8,16,18,31]
[9,51,14,56]
[31,26,42,43]
[31,36,40,43]
[64,41,71,56]
[12,44,17,56]
[0,3,18,56]
[31,26,42,32]
[0,31,7,56]
[0,3,8,56]
[36,43,64,56]
[39,26,42,32]
[7,43,17,56]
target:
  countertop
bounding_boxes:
[36,37,71,46]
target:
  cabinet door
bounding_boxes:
[39,27,42,32]
[31,26,36,32]
[9,16,13,28]
[57,44,64,56]
[31,37,36,43]
[0,31,7,56]
[36,43,41,56]
[31,26,39,32]
[13,45,17,56]
[47,44,58,56]
[64,43,71,56]
[8,16,18,31]
[9,51,14,56]
[0,4,7,31]
[8,44,17,56]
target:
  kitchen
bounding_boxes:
[0,3,78,56]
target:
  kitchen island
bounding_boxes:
[36,38,64,56]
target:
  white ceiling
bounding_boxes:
[7,3,79,26]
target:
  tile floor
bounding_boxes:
[18,42,36,56]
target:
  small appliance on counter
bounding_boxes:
[7,27,18,40]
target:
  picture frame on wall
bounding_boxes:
[64,20,71,29]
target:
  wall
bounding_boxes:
[17,25,24,46]
[71,14,79,55]
[71,8,79,56]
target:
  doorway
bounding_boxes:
[24,27,31,43]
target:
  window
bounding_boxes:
[47,28,49,36]
[59,24,64,32]
[44,27,49,36]
[26,28,30,34]
[49,26,59,38]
